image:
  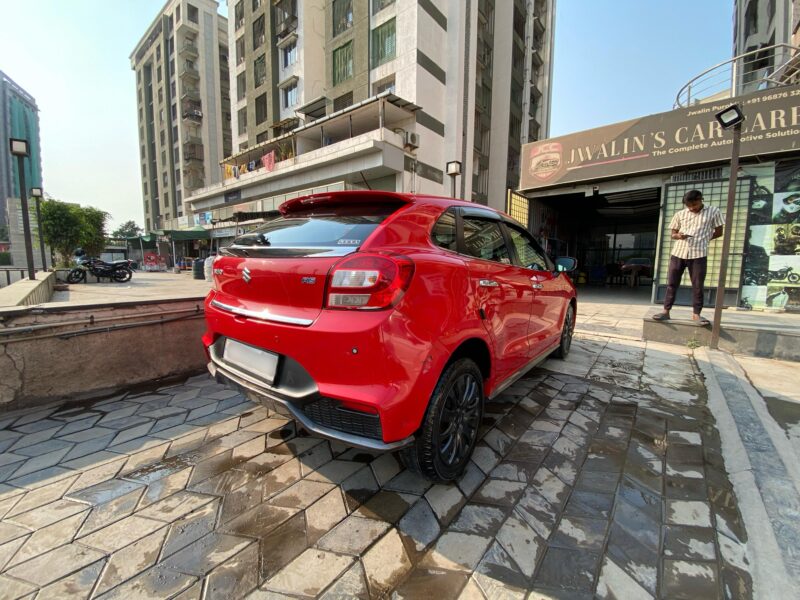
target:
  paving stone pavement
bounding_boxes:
[0,337,753,599]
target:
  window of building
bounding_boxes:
[274,0,297,25]
[175,169,181,184]
[253,15,265,50]
[172,125,178,141]
[255,93,268,124]
[160,130,165,145]
[238,107,247,135]
[252,0,262,10]
[373,74,395,95]
[372,0,395,14]
[282,41,297,68]
[235,1,245,28]
[175,4,180,22]
[237,72,247,100]
[168,37,174,56]
[170,81,176,97]
[235,37,245,65]
[333,0,353,37]
[157,65,162,82]
[188,3,199,24]
[156,45,161,61]
[239,142,249,151]
[256,131,270,143]
[158,88,163,104]
[332,41,353,85]
[333,91,353,112]
[171,104,177,120]
[371,18,396,67]
[509,114,521,141]
[163,172,168,186]
[254,55,266,87]
[140,145,145,159]
[282,83,298,108]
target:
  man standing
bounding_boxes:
[653,189,724,324]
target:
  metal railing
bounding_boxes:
[0,268,32,288]
[675,43,800,108]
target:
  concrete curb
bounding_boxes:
[695,347,798,597]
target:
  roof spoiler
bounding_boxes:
[279,191,413,215]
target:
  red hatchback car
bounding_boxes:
[203,191,577,481]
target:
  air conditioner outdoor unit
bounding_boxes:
[404,131,419,149]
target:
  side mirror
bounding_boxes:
[555,257,578,273]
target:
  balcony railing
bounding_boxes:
[276,16,298,40]
[180,65,200,80]
[180,41,198,57]
[675,43,800,107]
[182,109,203,122]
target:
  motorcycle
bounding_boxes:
[768,266,800,284]
[67,257,134,284]
[739,296,753,310]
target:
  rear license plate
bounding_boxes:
[223,339,279,384]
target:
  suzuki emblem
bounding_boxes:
[242,267,251,283]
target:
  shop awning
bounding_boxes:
[144,227,210,241]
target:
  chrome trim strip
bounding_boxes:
[210,299,314,326]
[208,360,414,452]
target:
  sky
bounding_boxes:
[0,0,733,231]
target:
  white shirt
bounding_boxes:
[669,205,724,260]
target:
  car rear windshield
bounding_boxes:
[231,205,397,251]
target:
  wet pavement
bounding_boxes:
[0,336,753,599]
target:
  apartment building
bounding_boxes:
[185,0,555,230]
[733,0,796,90]
[1,70,42,231]
[131,0,232,232]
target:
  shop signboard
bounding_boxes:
[520,85,800,191]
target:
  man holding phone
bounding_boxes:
[653,189,724,324]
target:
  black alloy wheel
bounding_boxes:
[113,269,132,283]
[553,304,574,359]
[66,269,85,284]
[400,358,484,482]
[437,370,481,468]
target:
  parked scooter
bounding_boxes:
[67,257,134,283]
[768,265,800,284]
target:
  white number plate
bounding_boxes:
[223,339,278,384]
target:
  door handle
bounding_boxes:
[479,279,499,287]
[531,283,543,289]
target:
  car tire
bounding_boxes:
[400,358,484,482]
[552,304,575,359]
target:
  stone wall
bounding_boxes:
[0,297,208,411]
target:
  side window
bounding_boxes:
[431,210,458,251]
[463,217,511,264]
[507,225,550,271]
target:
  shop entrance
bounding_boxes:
[533,187,662,296]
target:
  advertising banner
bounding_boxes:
[520,85,800,191]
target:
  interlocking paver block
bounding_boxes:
[137,490,216,522]
[93,565,197,600]
[425,484,465,525]
[6,542,105,587]
[317,515,390,555]
[450,504,507,537]
[7,510,87,567]
[160,532,254,576]
[362,529,412,597]
[420,531,492,572]
[596,556,654,600]
[94,527,169,595]
[78,514,165,552]
[267,548,352,596]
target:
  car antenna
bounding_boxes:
[359,171,372,190]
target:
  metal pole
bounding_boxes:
[35,197,47,270]
[450,174,456,198]
[15,156,35,280]
[710,122,742,349]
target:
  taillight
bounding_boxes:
[326,253,414,310]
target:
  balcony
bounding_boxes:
[180,41,198,58]
[276,16,298,41]
[182,108,203,123]
[180,88,200,103]
[179,65,200,81]
[533,16,545,37]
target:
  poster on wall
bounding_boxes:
[744,160,800,311]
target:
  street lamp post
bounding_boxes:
[710,104,745,350]
[30,187,47,271]
[9,138,36,280]
[446,161,462,198]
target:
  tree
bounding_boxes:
[111,220,143,239]
[40,200,109,266]
[40,200,83,266]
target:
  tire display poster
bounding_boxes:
[742,159,800,310]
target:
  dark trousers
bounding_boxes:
[663,255,707,314]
